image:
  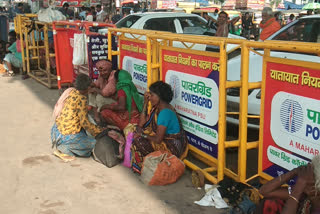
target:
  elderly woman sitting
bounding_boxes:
[88,59,117,124]
[131,81,188,173]
[51,74,104,161]
[258,155,320,213]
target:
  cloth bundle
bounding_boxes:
[141,151,185,186]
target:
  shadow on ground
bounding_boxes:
[7,76,226,214]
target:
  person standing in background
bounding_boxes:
[96,5,107,22]
[59,3,73,19]
[79,6,87,20]
[85,7,93,21]
[259,7,280,41]
[215,11,240,37]
[242,12,253,39]
[286,14,295,25]
[15,3,24,14]
[274,11,284,26]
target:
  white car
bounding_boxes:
[115,12,244,51]
[116,12,214,35]
[227,15,320,129]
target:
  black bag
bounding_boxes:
[93,129,120,168]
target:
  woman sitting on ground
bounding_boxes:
[257,155,320,213]
[100,69,143,130]
[131,81,188,173]
[51,74,105,161]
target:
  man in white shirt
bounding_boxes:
[85,7,93,22]
[96,5,107,22]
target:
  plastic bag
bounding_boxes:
[72,33,88,65]
[141,151,185,186]
[37,7,66,23]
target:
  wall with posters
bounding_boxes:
[161,46,220,157]
[262,59,320,178]
[119,39,148,94]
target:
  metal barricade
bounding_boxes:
[15,14,57,88]
[107,27,320,186]
[53,21,115,89]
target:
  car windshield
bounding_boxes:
[272,19,320,43]
[177,16,209,35]
[116,15,142,28]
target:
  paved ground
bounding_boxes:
[0,75,225,214]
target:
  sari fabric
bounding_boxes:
[51,124,96,157]
[116,70,143,120]
[256,197,312,214]
[100,70,142,130]
[131,107,188,173]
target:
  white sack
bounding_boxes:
[72,33,88,65]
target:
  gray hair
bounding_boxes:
[74,73,91,91]
[262,7,273,16]
[312,155,320,191]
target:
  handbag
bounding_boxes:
[92,129,120,168]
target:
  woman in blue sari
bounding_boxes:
[131,81,188,173]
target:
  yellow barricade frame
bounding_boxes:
[15,15,57,88]
[107,27,320,185]
[257,42,320,182]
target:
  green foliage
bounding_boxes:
[270,0,282,8]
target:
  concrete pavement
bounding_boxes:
[0,75,223,214]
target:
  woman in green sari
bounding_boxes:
[100,69,143,130]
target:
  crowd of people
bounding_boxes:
[202,6,318,41]
[2,0,319,195]
[51,60,188,177]
[50,60,320,213]
[57,3,123,24]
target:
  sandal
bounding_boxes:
[2,72,14,77]
[8,71,15,77]
[22,74,29,80]
[53,150,76,162]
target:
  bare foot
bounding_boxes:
[94,113,101,124]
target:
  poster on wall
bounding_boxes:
[119,39,148,94]
[87,35,108,80]
[161,46,220,157]
[262,60,320,178]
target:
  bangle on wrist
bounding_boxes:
[289,194,299,203]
